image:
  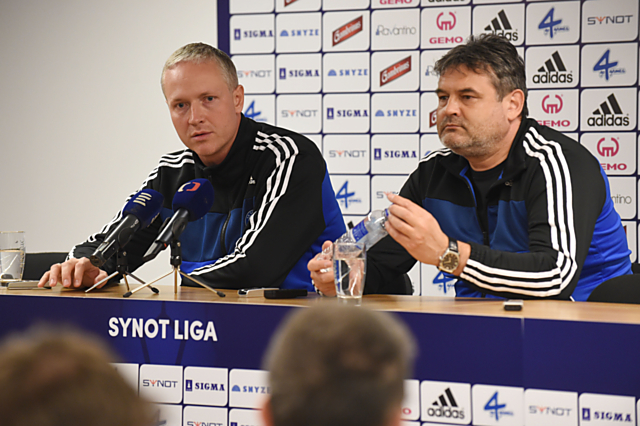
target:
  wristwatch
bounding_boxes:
[438,237,460,274]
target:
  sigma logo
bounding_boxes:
[375,25,416,36]
[142,379,179,388]
[185,380,226,392]
[333,16,363,46]
[231,385,271,394]
[581,408,633,422]
[374,109,417,117]
[237,70,272,79]
[380,56,412,86]
[327,69,368,77]
[593,50,625,81]
[428,388,465,419]
[529,406,572,416]
[533,52,573,84]
[285,0,299,6]
[234,29,274,41]
[329,150,367,158]
[437,12,456,30]
[587,15,634,26]
[542,94,563,114]
[373,149,418,160]
[429,109,437,127]
[335,181,361,209]
[483,10,519,42]
[538,8,569,39]
[279,68,320,80]
[280,109,318,118]
[484,392,513,420]
[327,107,369,119]
[279,28,319,37]
[597,137,619,157]
[588,94,629,127]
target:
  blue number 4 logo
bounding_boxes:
[594,50,618,81]
[538,8,562,39]
[484,391,506,420]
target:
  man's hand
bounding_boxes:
[38,258,108,289]
[385,193,453,267]
[307,241,336,296]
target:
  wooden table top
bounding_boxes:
[2,283,639,325]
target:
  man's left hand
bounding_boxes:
[385,193,451,267]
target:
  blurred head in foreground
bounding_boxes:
[262,305,416,426]
[0,326,153,426]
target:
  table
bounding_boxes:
[1,285,638,426]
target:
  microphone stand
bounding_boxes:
[123,240,225,298]
[85,250,159,294]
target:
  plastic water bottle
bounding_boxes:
[337,209,389,250]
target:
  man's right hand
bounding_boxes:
[307,240,336,296]
[38,258,108,289]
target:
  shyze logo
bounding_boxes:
[437,12,456,31]
[231,385,270,394]
[327,68,368,77]
[538,7,569,38]
[588,94,629,127]
[333,16,363,46]
[380,56,411,86]
[542,95,563,114]
[279,28,319,37]
[483,10,518,41]
[428,388,465,420]
[375,109,417,117]
[533,52,573,84]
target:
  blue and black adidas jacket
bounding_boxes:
[71,115,346,291]
[367,118,631,300]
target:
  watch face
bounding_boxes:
[441,252,459,272]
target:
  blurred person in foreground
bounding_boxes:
[309,34,631,300]
[0,326,153,426]
[261,305,416,426]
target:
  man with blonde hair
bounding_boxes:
[40,42,345,291]
[262,305,416,426]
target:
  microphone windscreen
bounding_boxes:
[172,179,215,221]
[122,189,165,228]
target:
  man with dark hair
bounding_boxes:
[0,326,153,426]
[310,35,630,300]
[261,305,416,426]
[39,42,345,291]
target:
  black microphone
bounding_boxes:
[90,189,164,268]
[142,179,214,263]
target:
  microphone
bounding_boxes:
[90,189,164,268]
[142,178,214,263]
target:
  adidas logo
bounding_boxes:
[483,10,519,42]
[248,176,256,185]
[587,94,629,127]
[426,388,466,420]
[532,51,573,84]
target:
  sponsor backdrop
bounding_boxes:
[0,294,638,426]
[218,0,640,298]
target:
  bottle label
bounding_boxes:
[351,221,369,242]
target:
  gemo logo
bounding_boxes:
[542,95,563,114]
[429,36,463,44]
[327,108,369,119]
[587,15,634,25]
[329,150,367,158]
[597,137,619,157]
[281,110,318,118]
[375,25,417,36]
[178,181,201,192]
[327,68,368,77]
[529,406,572,416]
[436,12,457,31]
[237,70,272,78]
[142,379,179,388]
